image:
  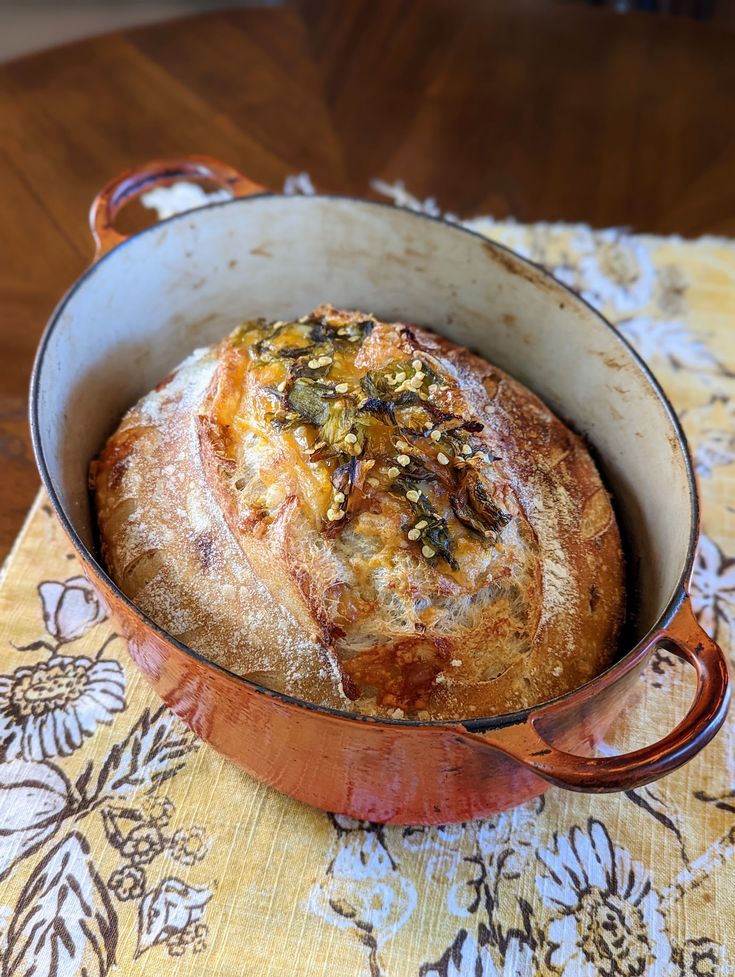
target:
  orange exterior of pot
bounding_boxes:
[79,547,725,825]
[31,156,730,825]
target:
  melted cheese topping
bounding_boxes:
[201,306,539,712]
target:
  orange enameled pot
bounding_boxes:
[30,156,730,824]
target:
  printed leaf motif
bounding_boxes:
[419,928,535,977]
[690,533,735,646]
[420,929,474,977]
[694,787,735,813]
[135,878,212,957]
[2,831,117,977]
[91,706,196,802]
[625,784,690,866]
[0,761,70,883]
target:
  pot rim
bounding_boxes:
[29,190,700,732]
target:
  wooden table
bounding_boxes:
[1,0,734,560]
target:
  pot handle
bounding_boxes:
[89,155,264,261]
[464,598,729,792]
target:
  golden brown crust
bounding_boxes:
[92,308,624,720]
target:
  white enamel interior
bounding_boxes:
[33,195,693,641]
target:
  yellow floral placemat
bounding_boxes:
[0,185,734,977]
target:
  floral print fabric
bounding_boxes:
[0,183,733,975]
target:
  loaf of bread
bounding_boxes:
[91,306,624,720]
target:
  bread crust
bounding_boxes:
[92,309,624,720]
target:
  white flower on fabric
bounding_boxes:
[0,760,70,881]
[695,424,735,480]
[683,396,735,479]
[370,178,461,223]
[572,230,658,317]
[615,317,722,374]
[467,222,657,316]
[536,819,673,977]
[0,903,12,952]
[308,817,416,948]
[400,821,468,855]
[399,822,468,891]
[38,576,106,645]
[282,172,316,195]
[400,799,544,900]
[330,829,395,881]
[136,877,212,958]
[674,936,732,977]
[444,799,546,914]
[140,182,229,220]
[0,656,126,761]
[308,869,417,950]
[142,172,312,223]
[476,797,544,865]
[690,534,735,646]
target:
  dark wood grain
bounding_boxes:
[1,0,735,560]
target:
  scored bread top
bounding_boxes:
[92,306,624,721]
